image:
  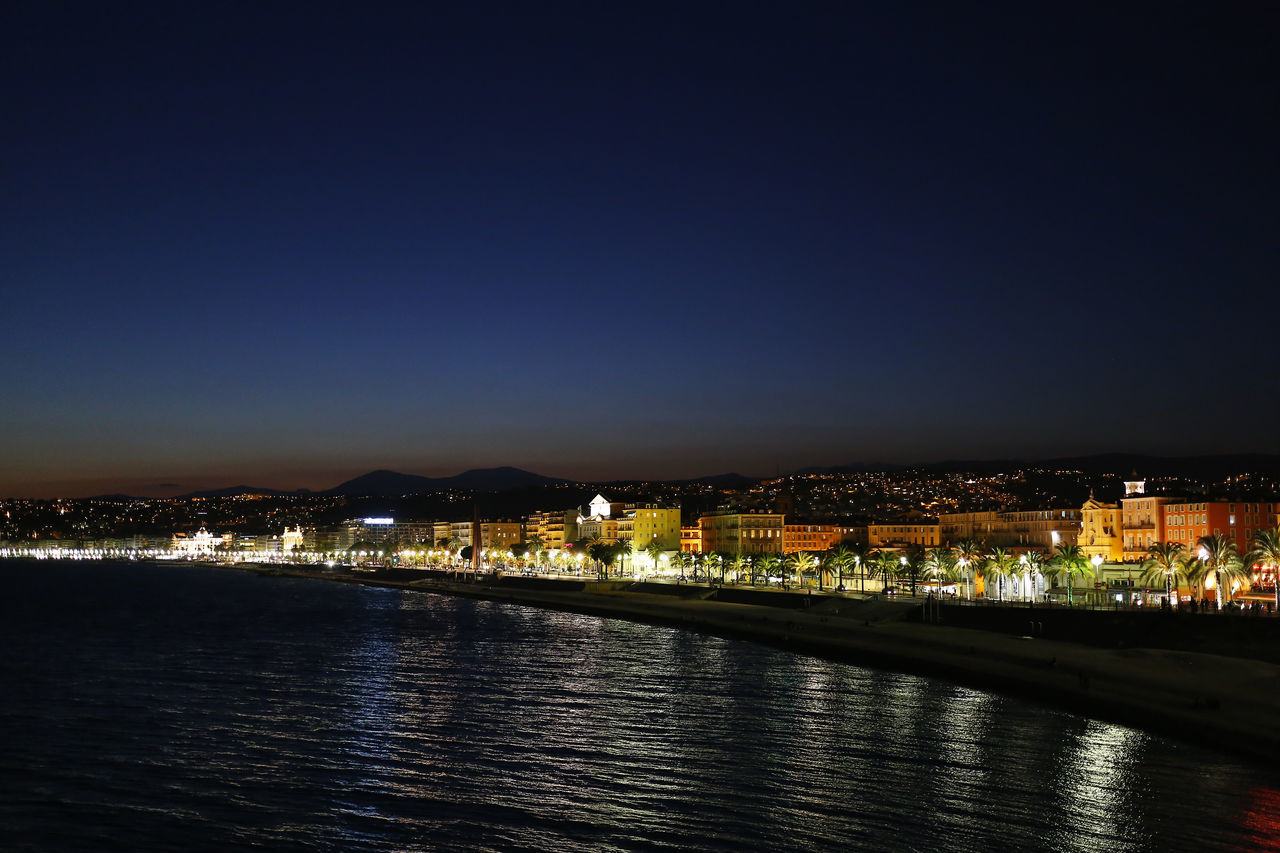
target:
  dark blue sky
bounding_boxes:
[3,2,1277,497]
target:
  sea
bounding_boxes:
[1,559,1277,852]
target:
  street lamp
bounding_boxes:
[1019,553,1029,603]
[899,555,907,596]
[1092,554,1104,607]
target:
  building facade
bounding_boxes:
[998,509,1081,550]
[346,518,434,546]
[939,511,1002,544]
[783,523,839,554]
[620,506,682,552]
[481,521,523,552]
[522,509,580,551]
[867,522,940,549]
[1121,496,1180,561]
[1079,495,1123,562]
[939,509,1080,550]
[1163,501,1280,558]
[699,511,785,555]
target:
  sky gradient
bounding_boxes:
[3,2,1278,497]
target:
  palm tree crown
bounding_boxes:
[1198,533,1246,610]
[1247,528,1280,611]
[1141,541,1187,607]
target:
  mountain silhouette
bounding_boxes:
[325,467,569,496]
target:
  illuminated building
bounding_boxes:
[867,522,940,549]
[783,523,839,554]
[282,526,305,552]
[619,506,682,551]
[433,521,452,545]
[1121,495,1180,561]
[450,520,474,548]
[834,524,868,545]
[939,511,1002,543]
[481,521,523,551]
[523,509,579,550]
[171,527,229,556]
[1079,494,1123,562]
[1162,501,1280,557]
[939,509,1081,551]
[347,517,433,546]
[577,515,619,542]
[699,510,784,555]
[998,509,1081,550]
[680,524,702,553]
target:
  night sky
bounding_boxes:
[3,3,1277,498]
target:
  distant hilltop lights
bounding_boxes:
[4,465,1280,609]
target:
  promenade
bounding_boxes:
[255,564,1280,766]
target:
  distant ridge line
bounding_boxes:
[74,453,1280,500]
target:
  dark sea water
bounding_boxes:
[1,560,1278,852]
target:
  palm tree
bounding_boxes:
[728,553,748,584]
[1246,528,1280,612]
[699,551,721,584]
[1050,543,1092,606]
[1184,554,1211,604]
[847,544,870,593]
[1198,533,1246,610]
[827,545,854,590]
[673,550,693,581]
[445,536,463,570]
[983,547,1015,602]
[755,552,781,586]
[873,549,900,594]
[899,550,924,596]
[1020,549,1046,603]
[615,538,634,576]
[952,538,984,600]
[587,540,609,577]
[525,535,544,568]
[645,539,665,576]
[1141,541,1187,608]
[489,544,512,568]
[923,547,957,595]
[787,551,817,589]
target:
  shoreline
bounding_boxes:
[250,564,1280,767]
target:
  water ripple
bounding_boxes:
[1,560,1276,852]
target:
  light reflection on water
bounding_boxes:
[1,560,1277,852]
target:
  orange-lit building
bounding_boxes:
[1163,501,1280,558]
[834,524,868,545]
[680,524,702,553]
[867,522,940,549]
[783,523,839,554]
[481,522,523,551]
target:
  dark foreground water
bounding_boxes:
[1,561,1278,852]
